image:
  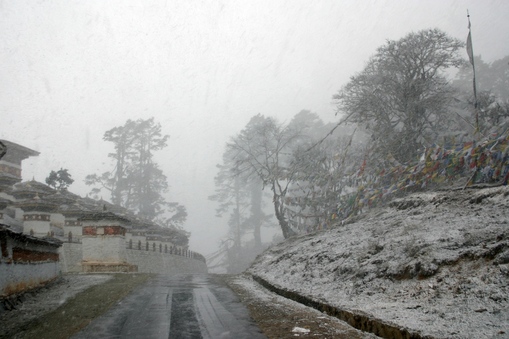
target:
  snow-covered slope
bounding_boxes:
[248,186,509,338]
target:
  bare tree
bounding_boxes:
[227,114,304,238]
[334,28,464,163]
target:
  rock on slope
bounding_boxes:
[248,186,509,338]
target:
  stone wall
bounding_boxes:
[125,249,207,274]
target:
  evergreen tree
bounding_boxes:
[46,168,74,190]
[452,55,509,135]
[85,117,179,221]
[209,145,258,269]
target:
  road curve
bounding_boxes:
[73,274,266,339]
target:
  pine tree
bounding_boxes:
[85,117,179,221]
[46,168,74,190]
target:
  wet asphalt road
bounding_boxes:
[73,274,266,339]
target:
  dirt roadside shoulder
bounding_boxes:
[0,273,153,339]
[220,273,377,339]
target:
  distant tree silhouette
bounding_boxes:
[85,117,186,222]
[46,168,74,190]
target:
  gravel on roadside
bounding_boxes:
[221,273,377,339]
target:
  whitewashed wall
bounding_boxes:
[0,261,60,297]
[23,218,51,236]
[82,235,126,263]
[0,230,61,297]
[126,249,207,274]
[59,243,82,273]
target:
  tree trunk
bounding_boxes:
[250,180,263,249]
[234,173,242,250]
[272,189,296,239]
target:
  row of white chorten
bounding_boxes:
[0,139,204,264]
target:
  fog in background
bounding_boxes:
[1,0,508,256]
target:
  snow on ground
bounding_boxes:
[248,186,509,338]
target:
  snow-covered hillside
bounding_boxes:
[249,186,509,338]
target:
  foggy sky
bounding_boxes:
[1,0,508,256]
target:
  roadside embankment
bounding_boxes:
[250,274,429,339]
[248,186,509,338]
